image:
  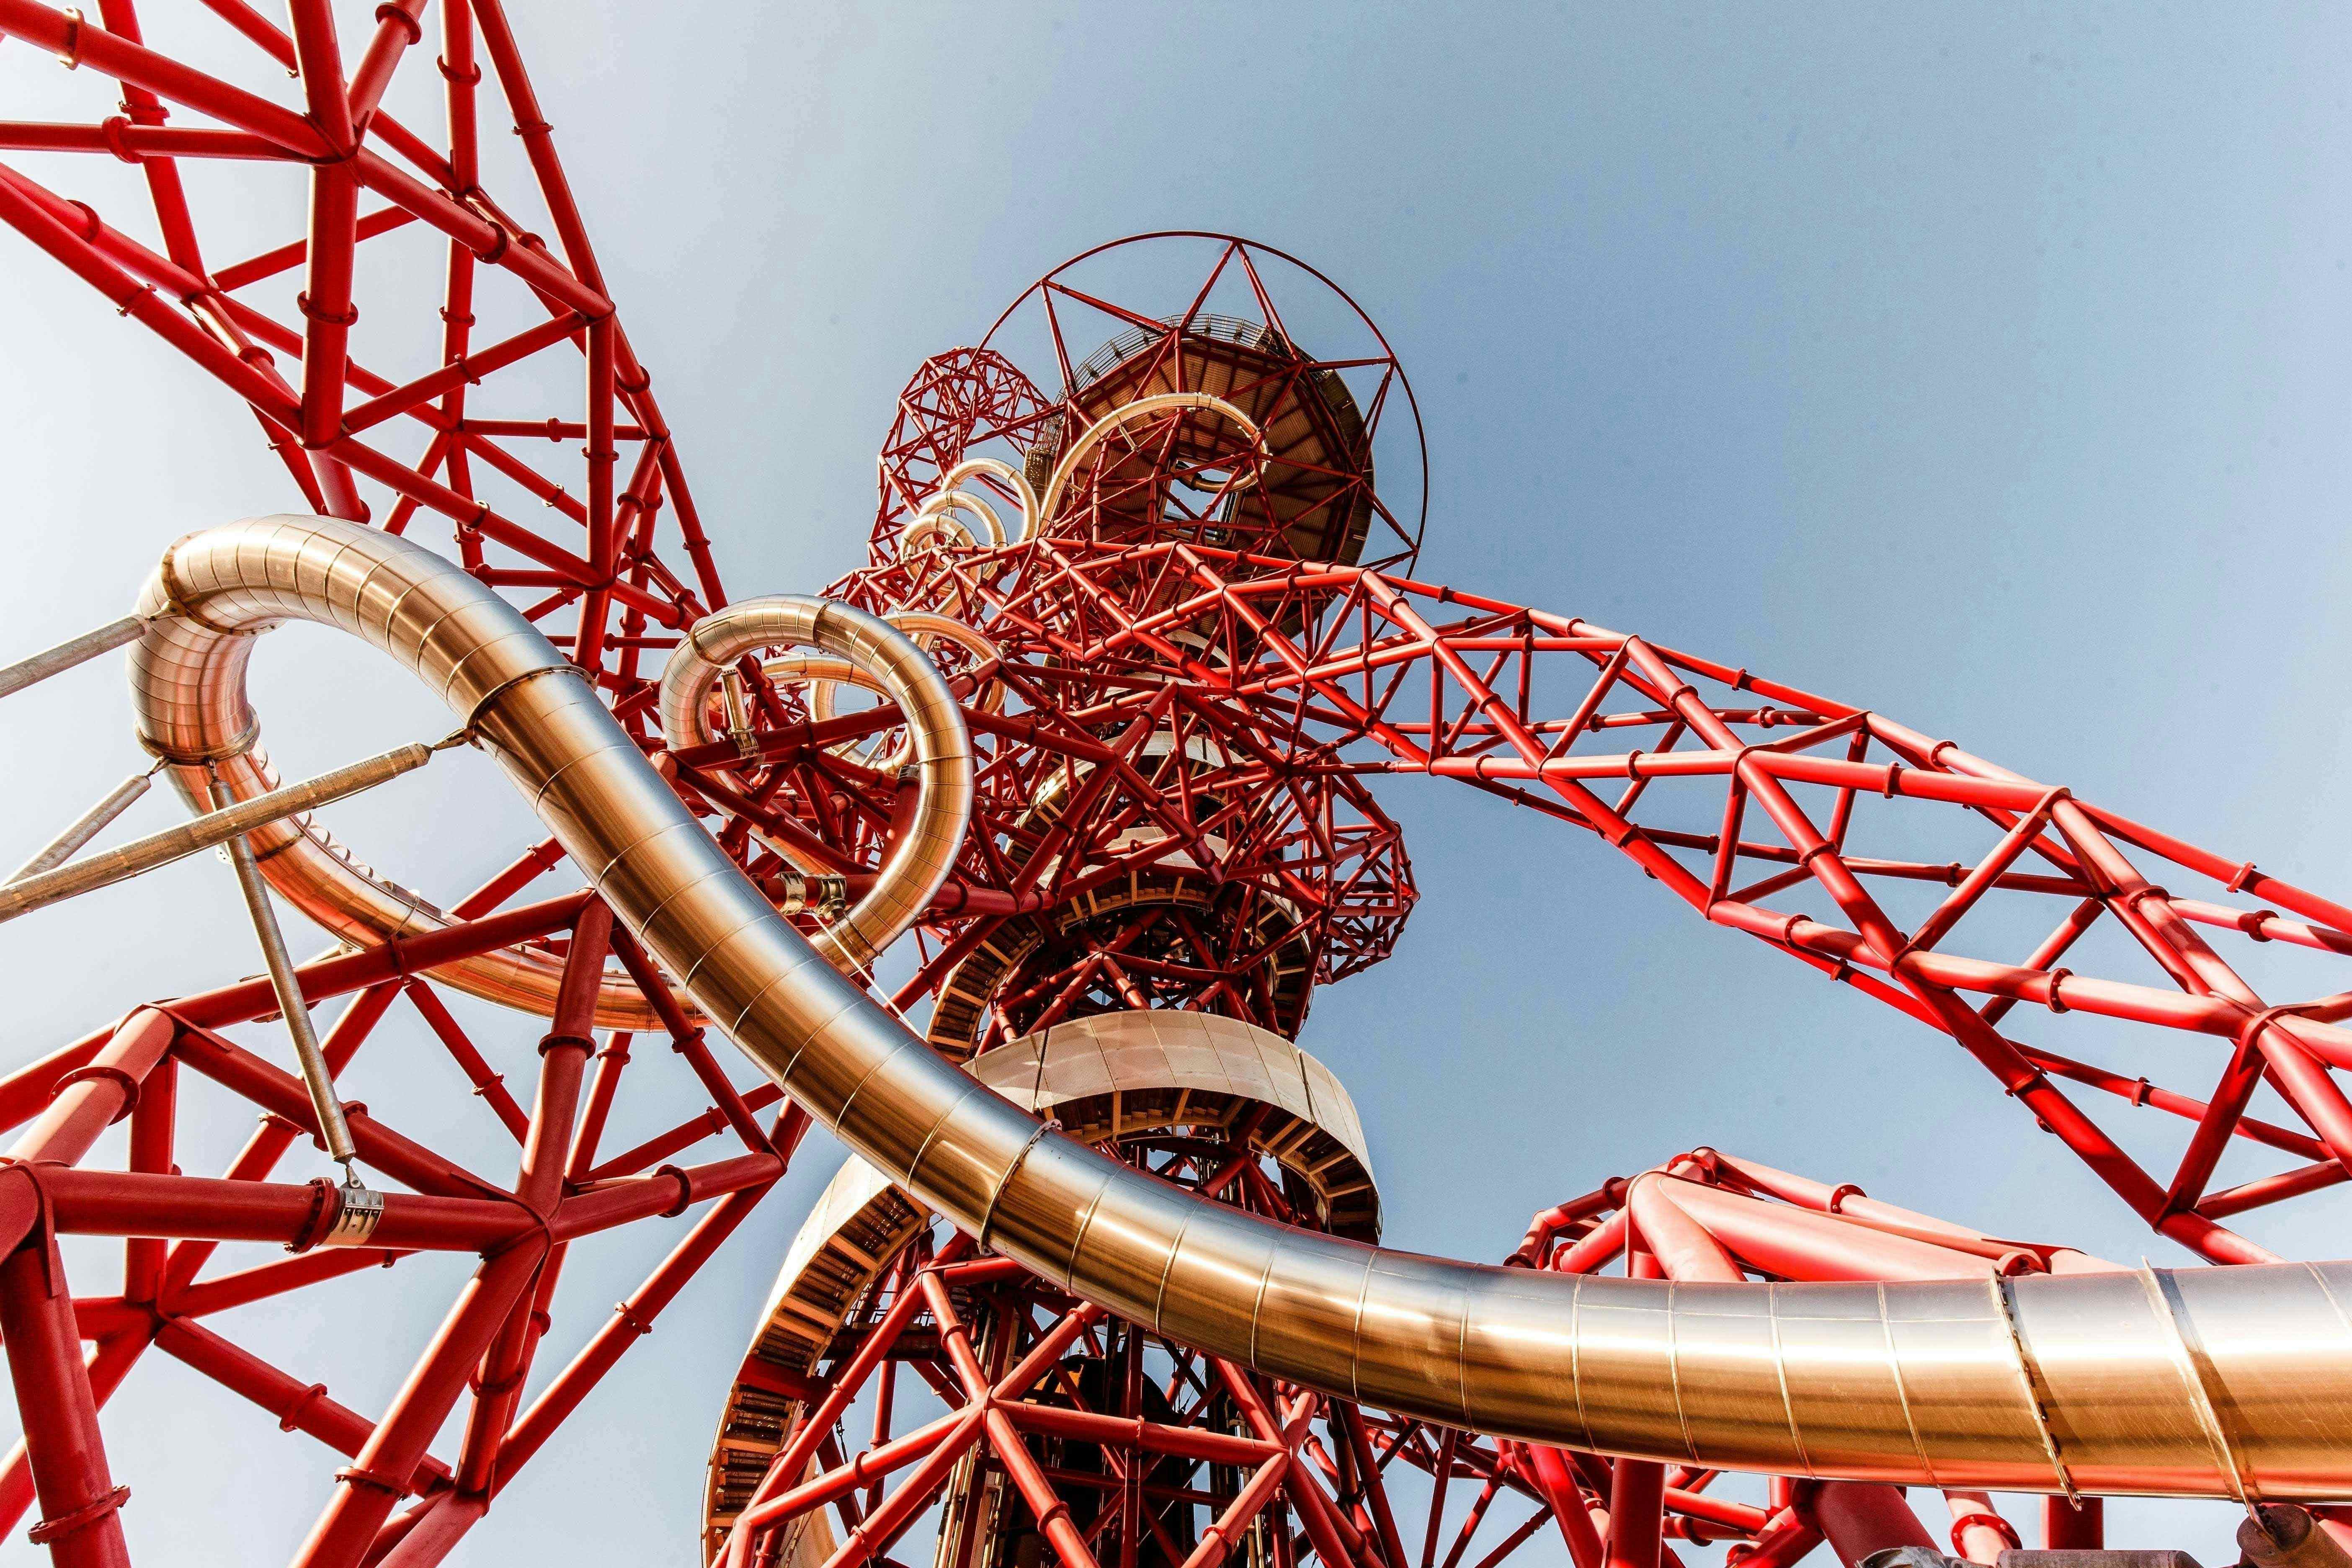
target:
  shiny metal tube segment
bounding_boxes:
[657,596,974,975]
[129,542,669,1030]
[137,514,2352,1503]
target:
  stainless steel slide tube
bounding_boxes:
[658,596,974,975]
[132,514,2352,1503]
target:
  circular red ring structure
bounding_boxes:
[981,231,1431,575]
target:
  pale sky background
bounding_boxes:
[3,4,2352,1564]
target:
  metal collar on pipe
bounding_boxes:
[136,515,2352,1503]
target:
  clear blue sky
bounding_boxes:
[3,4,2349,1563]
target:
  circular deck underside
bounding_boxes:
[700,1012,1378,1562]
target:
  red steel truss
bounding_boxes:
[0,0,725,714]
[0,8,2348,1563]
[824,527,2352,1261]
[713,1154,1406,1568]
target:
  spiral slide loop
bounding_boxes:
[659,596,975,975]
[134,514,2352,1504]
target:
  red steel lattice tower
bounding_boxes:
[0,12,2349,1568]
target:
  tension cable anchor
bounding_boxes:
[323,1168,385,1248]
[287,1170,386,1251]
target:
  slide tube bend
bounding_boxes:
[130,514,2352,1504]
[658,596,974,974]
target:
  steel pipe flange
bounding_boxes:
[659,596,975,975]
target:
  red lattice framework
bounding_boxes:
[1,9,2349,1565]
[841,533,2352,1265]
[0,2,824,1562]
[0,0,724,713]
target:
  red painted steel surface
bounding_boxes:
[0,8,2347,1566]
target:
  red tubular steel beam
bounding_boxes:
[999,1405,1279,1467]
[0,166,300,420]
[497,1107,808,1489]
[726,1239,980,1547]
[0,1008,165,1565]
[0,1039,113,1140]
[517,905,611,1216]
[2043,1498,2103,1550]
[150,983,402,1303]
[0,0,328,154]
[450,906,610,1497]
[0,121,289,160]
[401,981,531,1141]
[165,1247,410,1321]
[344,0,423,132]
[0,1331,143,1543]
[153,1318,450,1493]
[576,1081,787,1182]
[606,925,773,1153]
[344,147,608,316]
[747,1408,984,1550]
[1807,1482,1937,1568]
[44,1168,525,1252]
[1658,1179,2051,1282]
[0,1237,129,1568]
[1517,1443,1604,1568]
[290,1240,544,1568]
[121,1035,176,1306]
[1182,1452,1291,1568]
[341,312,585,434]
[171,892,591,1032]
[5,1010,174,1170]
[1214,1361,1367,1568]
[170,1025,494,1200]
[1342,1401,1412,1568]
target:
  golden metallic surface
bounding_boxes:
[967,1011,1378,1239]
[935,456,1039,543]
[128,539,974,1027]
[140,514,2352,1502]
[657,596,976,974]
[129,523,669,1029]
[1035,391,1263,529]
